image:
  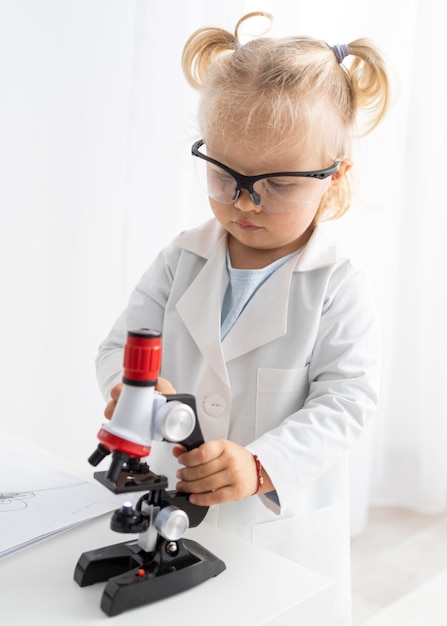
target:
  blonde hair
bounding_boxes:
[182,12,391,222]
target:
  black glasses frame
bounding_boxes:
[191,139,341,206]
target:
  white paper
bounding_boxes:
[0,451,124,558]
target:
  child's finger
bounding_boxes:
[172,444,186,458]
[176,440,224,467]
[110,383,123,402]
[156,377,176,394]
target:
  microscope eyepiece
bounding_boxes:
[123,329,162,386]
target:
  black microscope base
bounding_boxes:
[74,537,226,617]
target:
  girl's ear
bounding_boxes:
[332,161,352,180]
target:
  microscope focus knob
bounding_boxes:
[155,401,196,443]
[155,506,189,541]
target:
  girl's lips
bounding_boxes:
[234,220,261,231]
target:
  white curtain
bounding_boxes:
[1,0,445,534]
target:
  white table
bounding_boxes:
[0,515,334,625]
[1,432,334,624]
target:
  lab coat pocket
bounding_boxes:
[255,367,309,437]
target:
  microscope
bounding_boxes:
[74,329,225,616]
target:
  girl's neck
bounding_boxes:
[227,229,312,270]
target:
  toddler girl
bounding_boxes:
[97,12,391,625]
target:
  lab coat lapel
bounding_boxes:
[222,258,293,362]
[175,235,229,386]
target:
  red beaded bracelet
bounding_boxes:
[252,454,264,495]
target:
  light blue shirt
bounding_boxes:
[221,250,299,339]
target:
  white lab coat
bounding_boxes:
[96,218,380,625]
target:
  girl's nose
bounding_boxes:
[233,189,263,213]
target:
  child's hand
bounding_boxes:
[104,383,123,420]
[103,378,176,420]
[173,439,270,505]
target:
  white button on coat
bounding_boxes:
[203,394,226,416]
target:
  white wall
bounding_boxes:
[0,2,137,459]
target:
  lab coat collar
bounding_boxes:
[175,219,340,367]
[176,218,340,271]
[294,222,340,271]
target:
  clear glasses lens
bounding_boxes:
[193,156,235,201]
[251,176,322,212]
[206,162,239,204]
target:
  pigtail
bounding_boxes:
[182,12,273,90]
[344,38,391,136]
[182,27,238,90]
